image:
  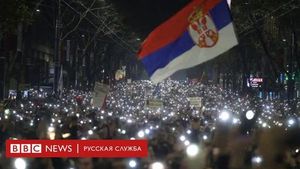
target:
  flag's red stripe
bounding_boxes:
[138,0,221,59]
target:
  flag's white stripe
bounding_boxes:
[150,23,238,83]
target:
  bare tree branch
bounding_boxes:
[64,15,76,29]
[61,0,96,41]
[90,5,112,11]
[80,23,103,58]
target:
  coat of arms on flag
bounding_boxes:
[138,0,238,83]
[188,7,219,48]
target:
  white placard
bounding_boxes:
[146,99,163,109]
[188,97,202,108]
[92,82,109,108]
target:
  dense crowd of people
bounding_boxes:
[0,80,300,169]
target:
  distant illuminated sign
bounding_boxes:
[247,78,263,88]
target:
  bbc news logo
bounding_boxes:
[6,140,148,158]
[10,144,42,154]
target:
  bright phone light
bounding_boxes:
[137,130,145,138]
[246,110,255,120]
[129,160,137,168]
[288,118,295,126]
[232,118,239,124]
[179,135,186,142]
[186,144,199,157]
[145,129,150,135]
[14,158,26,169]
[186,130,191,134]
[62,133,71,138]
[48,126,55,132]
[150,162,164,169]
[88,130,93,135]
[4,109,10,115]
[219,111,230,122]
[252,156,263,164]
[184,140,190,146]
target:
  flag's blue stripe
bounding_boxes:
[141,31,195,76]
[209,0,232,31]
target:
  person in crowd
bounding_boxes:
[77,158,94,169]
[69,116,79,139]
[0,80,300,169]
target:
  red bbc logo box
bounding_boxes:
[6,139,148,158]
[10,144,42,154]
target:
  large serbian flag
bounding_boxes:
[138,0,238,83]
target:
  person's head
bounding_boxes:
[78,158,94,169]
[55,128,63,139]
[111,159,126,169]
[109,117,119,127]
[192,117,199,122]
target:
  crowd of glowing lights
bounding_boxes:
[2,80,300,169]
